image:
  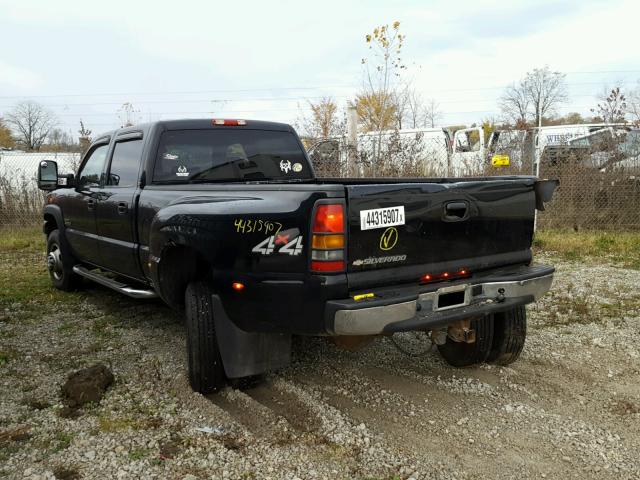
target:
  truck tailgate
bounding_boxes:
[346,178,536,289]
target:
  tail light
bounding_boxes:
[311,203,346,272]
[212,119,247,126]
[420,269,470,284]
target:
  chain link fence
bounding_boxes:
[308,128,640,231]
[1,128,639,232]
[0,151,80,228]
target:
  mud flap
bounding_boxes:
[211,294,291,378]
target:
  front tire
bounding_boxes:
[486,306,526,365]
[437,316,493,367]
[184,281,226,394]
[46,229,81,292]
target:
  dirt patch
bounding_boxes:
[61,363,114,408]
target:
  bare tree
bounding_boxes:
[525,67,568,126]
[5,101,57,151]
[117,102,140,127]
[78,119,93,153]
[499,67,568,126]
[629,83,640,126]
[499,80,530,125]
[392,83,411,129]
[43,128,77,152]
[394,87,441,129]
[591,87,627,124]
[423,98,442,128]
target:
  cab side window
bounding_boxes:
[78,144,109,188]
[107,139,143,187]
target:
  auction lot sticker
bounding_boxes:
[360,206,405,231]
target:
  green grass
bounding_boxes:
[0,352,9,367]
[51,432,74,453]
[0,227,43,252]
[534,229,640,269]
[128,448,149,461]
[0,227,85,313]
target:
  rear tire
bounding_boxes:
[184,281,226,394]
[46,229,82,292]
[486,306,526,365]
[437,316,493,367]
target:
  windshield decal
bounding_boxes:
[176,165,189,177]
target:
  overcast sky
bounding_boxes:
[0,0,638,136]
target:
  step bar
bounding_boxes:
[72,265,158,299]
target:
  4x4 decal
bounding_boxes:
[252,229,303,256]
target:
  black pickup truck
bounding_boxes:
[37,119,557,393]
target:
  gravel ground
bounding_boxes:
[1,252,639,480]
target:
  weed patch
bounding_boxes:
[534,230,640,269]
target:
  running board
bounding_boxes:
[72,265,158,299]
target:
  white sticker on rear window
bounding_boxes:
[360,206,405,231]
[280,159,292,173]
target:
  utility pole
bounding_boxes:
[534,81,543,232]
[346,104,358,177]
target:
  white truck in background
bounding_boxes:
[308,123,634,177]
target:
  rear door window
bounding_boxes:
[153,129,312,183]
[107,139,143,187]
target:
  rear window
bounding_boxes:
[153,129,311,183]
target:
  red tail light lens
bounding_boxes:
[311,203,346,273]
[311,260,345,272]
[312,205,344,233]
[420,269,470,284]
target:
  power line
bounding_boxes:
[0,95,352,109]
[0,85,358,100]
[0,92,610,111]
[0,73,638,101]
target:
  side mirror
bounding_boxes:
[38,160,58,191]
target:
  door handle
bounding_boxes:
[117,202,128,215]
[444,201,468,221]
[87,198,96,211]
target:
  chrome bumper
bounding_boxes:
[333,273,553,335]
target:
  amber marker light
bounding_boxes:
[231,282,245,292]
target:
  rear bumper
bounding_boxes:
[326,264,553,335]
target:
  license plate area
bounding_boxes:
[416,284,472,314]
[434,284,470,312]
